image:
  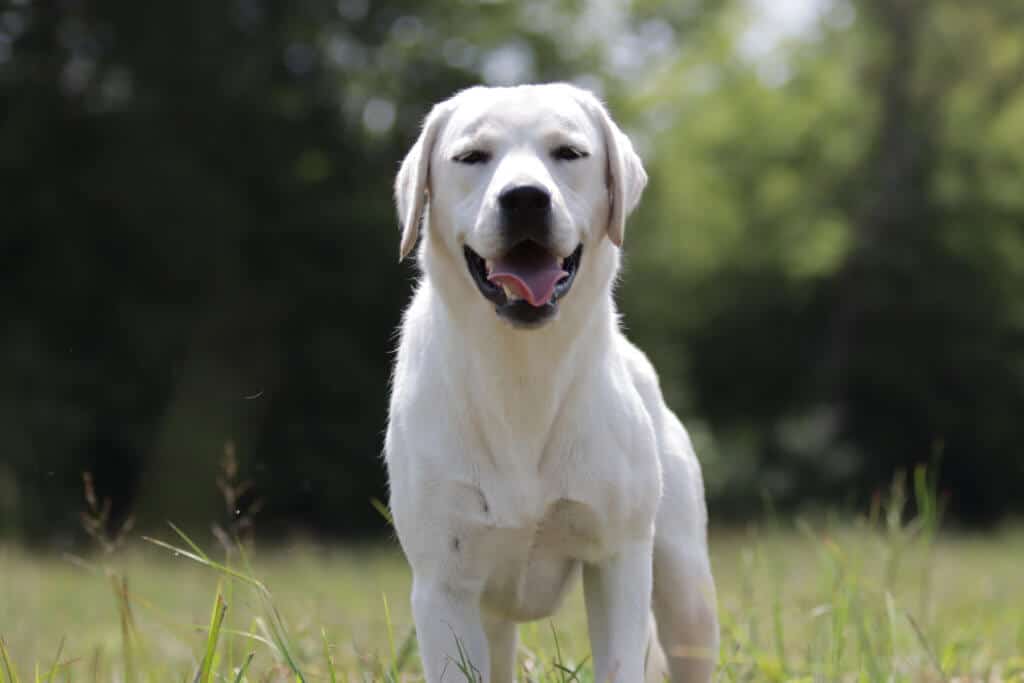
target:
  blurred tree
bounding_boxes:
[0,0,652,543]
[2,0,1021,543]
[623,0,1024,522]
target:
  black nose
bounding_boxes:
[499,185,551,214]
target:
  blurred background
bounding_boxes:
[2,0,1022,547]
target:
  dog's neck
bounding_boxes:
[417,235,620,392]
[402,236,624,465]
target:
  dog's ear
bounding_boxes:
[395,101,455,261]
[574,91,647,247]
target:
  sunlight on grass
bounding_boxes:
[1,472,1022,681]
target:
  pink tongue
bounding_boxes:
[487,242,568,308]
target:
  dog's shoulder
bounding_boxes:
[614,333,663,410]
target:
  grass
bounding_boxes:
[1,473,1023,682]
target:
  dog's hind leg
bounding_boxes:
[483,615,517,683]
[646,402,719,682]
[651,537,718,683]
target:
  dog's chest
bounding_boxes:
[460,445,654,619]
[486,490,606,560]
[472,485,606,621]
[473,439,628,542]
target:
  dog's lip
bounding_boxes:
[464,242,583,311]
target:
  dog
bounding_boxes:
[385,83,718,683]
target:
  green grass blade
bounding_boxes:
[883,591,898,664]
[370,498,394,528]
[233,538,306,681]
[449,630,480,683]
[191,626,274,652]
[112,575,139,683]
[40,637,66,683]
[854,605,883,683]
[258,609,304,681]
[141,537,263,592]
[549,621,569,683]
[252,617,305,683]
[223,569,235,678]
[233,538,304,675]
[231,652,254,683]
[321,629,338,683]
[393,628,417,677]
[374,653,393,683]
[167,522,212,563]
[1,637,23,683]
[906,611,945,679]
[196,591,227,683]
[382,593,397,679]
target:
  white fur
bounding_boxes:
[386,83,718,683]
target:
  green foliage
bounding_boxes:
[0,0,612,541]
[1,0,1023,538]
[620,0,1024,522]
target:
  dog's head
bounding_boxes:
[395,83,646,329]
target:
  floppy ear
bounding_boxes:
[576,93,647,247]
[395,101,454,261]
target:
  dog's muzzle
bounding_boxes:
[462,184,582,328]
[464,241,583,329]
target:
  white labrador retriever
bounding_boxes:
[386,83,718,683]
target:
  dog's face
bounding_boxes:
[396,84,647,328]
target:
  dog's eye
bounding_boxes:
[453,150,491,165]
[552,145,588,161]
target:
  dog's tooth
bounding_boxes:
[502,285,519,300]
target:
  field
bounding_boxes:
[2,485,1023,682]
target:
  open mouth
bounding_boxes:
[464,241,583,327]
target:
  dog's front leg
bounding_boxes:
[583,537,655,683]
[412,576,489,683]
